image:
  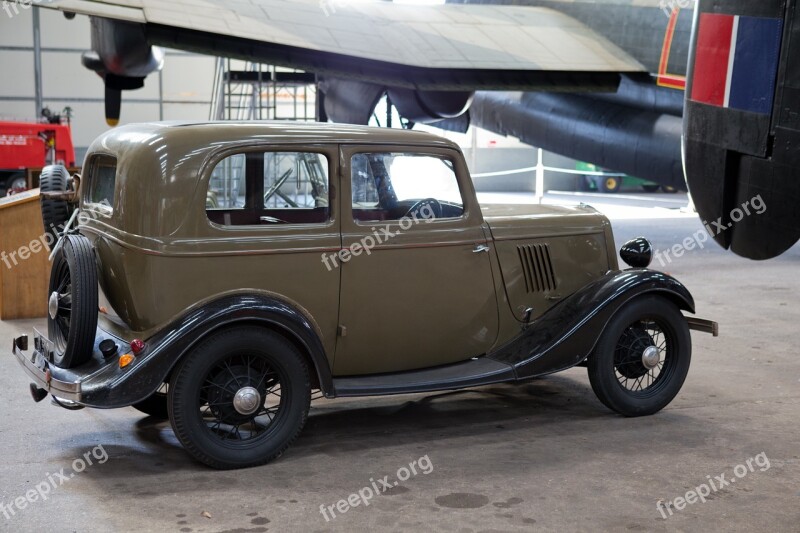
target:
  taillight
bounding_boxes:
[130,339,146,355]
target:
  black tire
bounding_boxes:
[132,383,169,419]
[642,185,660,193]
[587,295,691,417]
[48,234,98,369]
[168,327,311,469]
[40,165,73,251]
[661,186,678,194]
[600,176,622,193]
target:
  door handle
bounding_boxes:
[473,244,490,254]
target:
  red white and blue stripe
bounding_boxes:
[691,14,783,115]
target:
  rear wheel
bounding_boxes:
[40,165,73,250]
[48,234,98,369]
[168,327,311,469]
[642,184,660,193]
[588,295,691,417]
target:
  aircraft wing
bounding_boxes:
[42,0,644,90]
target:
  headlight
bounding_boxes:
[620,237,653,268]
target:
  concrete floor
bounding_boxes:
[1,192,798,532]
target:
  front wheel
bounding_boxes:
[168,327,310,469]
[587,295,691,417]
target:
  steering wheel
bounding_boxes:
[404,198,442,220]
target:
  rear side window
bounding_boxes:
[84,155,117,211]
[207,151,330,226]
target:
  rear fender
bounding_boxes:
[80,294,332,408]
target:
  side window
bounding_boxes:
[351,153,464,222]
[208,154,246,209]
[207,151,330,226]
[84,154,117,212]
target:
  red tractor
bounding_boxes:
[0,108,76,197]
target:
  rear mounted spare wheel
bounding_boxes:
[48,234,98,369]
[40,165,74,251]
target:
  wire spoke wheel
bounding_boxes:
[168,327,310,469]
[612,319,673,397]
[47,234,98,369]
[50,259,72,353]
[588,296,691,417]
[197,354,285,443]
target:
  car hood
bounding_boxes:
[480,203,611,240]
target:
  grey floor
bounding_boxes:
[1,192,798,532]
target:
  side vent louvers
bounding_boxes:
[517,244,557,293]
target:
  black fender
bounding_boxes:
[81,294,333,408]
[489,269,695,379]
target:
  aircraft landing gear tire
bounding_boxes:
[600,176,622,194]
[40,165,74,251]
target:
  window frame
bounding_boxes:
[203,145,335,230]
[81,153,117,217]
[348,149,468,225]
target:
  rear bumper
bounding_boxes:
[12,327,136,407]
[13,331,82,401]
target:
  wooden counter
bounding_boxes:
[0,189,49,319]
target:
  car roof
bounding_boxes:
[95,121,459,149]
[83,121,464,237]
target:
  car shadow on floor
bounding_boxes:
[49,371,699,492]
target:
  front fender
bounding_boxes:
[80,294,333,408]
[489,269,695,379]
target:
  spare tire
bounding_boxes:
[40,165,73,251]
[48,234,98,369]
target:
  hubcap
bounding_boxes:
[233,386,262,416]
[641,345,661,370]
[48,291,59,320]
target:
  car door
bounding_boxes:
[332,145,499,376]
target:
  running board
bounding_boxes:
[332,358,515,397]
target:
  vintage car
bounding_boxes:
[12,122,717,469]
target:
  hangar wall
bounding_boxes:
[0,8,215,163]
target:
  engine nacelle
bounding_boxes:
[387,88,473,124]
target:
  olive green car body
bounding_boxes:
[13,122,720,412]
[80,122,616,377]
